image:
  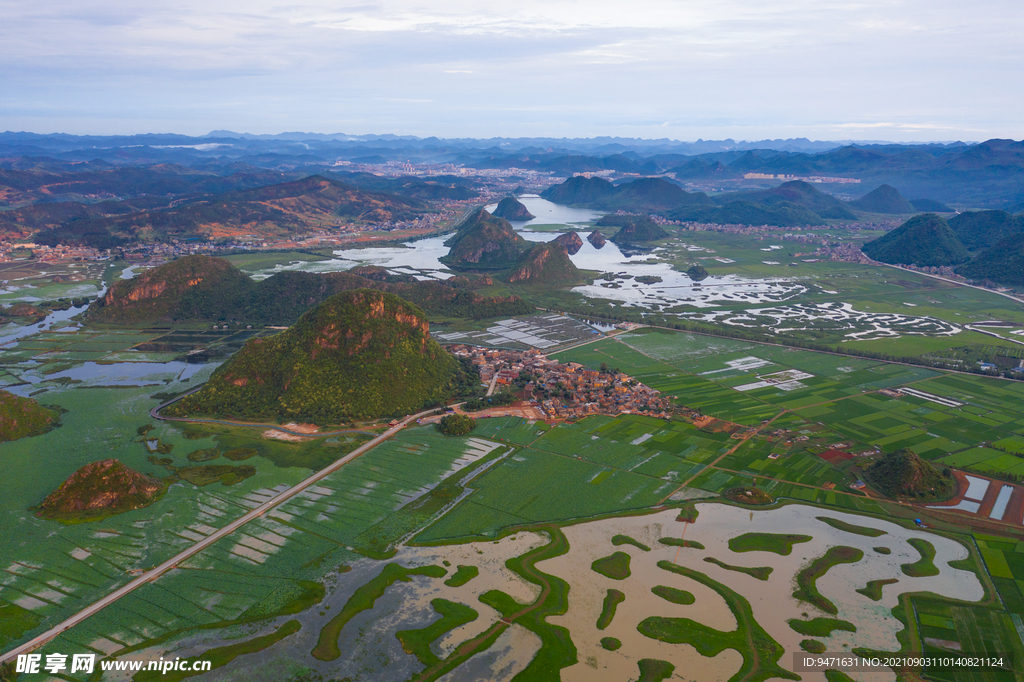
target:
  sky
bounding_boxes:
[1,0,1022,142]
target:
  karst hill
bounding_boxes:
[166,289,460,424]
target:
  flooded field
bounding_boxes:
[116,502,984,682]
[681,302,963,340]
[536,504,981,682]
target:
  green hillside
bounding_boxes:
[166,290,460,424]
[910,198,952,212]
[866,449,955,501]
[0,390,60,442]
[948,210,1024,251]
[667,200,825,227]
[507,242,583,284]
[541,176,711,213]
[862,213,971,266]
[714,180,857,219]
[539,176,617,206]
[491,196,535,220]
[90,255,250,323]
[89,255,533,325]
[848,184,916,214]
[441,208,527,270]
[956,232,1024,285]
[601,178,712,212]
[598,215,669,243]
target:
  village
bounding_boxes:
[445,344,675,421]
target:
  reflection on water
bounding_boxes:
[485,195,604,229]
[0,303,90,347]
[5,361,209,396]
[236,197,804,311]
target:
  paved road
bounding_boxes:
[0,406,439,663]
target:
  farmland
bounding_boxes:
[3,250,1024,681]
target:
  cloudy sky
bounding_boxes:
[1,0,1021,141]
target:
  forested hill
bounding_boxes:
[89,255,534,325]
[541,176,711,213]
[862,214,971,266]
[164,289,461,424]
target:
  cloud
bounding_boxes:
[0,0,1021,139]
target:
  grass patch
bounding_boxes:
[824,671,856,682]
[901,538,939,577]
[728,532,812,555]
[793,546,864,615]
[0,600,42,649]
[817,516,887,537]
[856,578,899,601]
[223,447,258,461]
[600,637,621,651]
[801,639,826,654]
[312,563,446,661]
[658,537,705,549]
[186,448,220,462]
[677,506,699,523]
[444,565,479,587]
[176,464,255,486]
[612,534,650,551]
[497,526,576,681]
[873,546,891,555]
[704,556,773,581]
[597,589,625,630]
[136,620,301,682]
[652,585,695,605]
[646,560,800,682]
[637,659,676,682]
[396,598,478,666]
[788,617,857,637]
[592,551,631,580]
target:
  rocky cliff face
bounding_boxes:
[90,254,251,323]
[37,459,164,518]
[553,231,584,255]
[441,209,527,270]
[507,242,583,284]
[587,230,607,249]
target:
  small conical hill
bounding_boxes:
[166,289,459,424]
[867,448,955,500]
[849,184,916,214]
[441,209,527,269]
[507,242,582,284]
[862,213,970,266]
[491,196,535,220]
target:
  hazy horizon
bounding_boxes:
[2,1,1021,141]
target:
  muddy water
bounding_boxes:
[113,503,981,682]
[535,504,982,682]
[136,531,549,682]
[537,512,743,682]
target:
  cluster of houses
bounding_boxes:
[446,345,675,420]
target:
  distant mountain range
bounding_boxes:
[2,132,1018,207]
[1,175,427,248]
